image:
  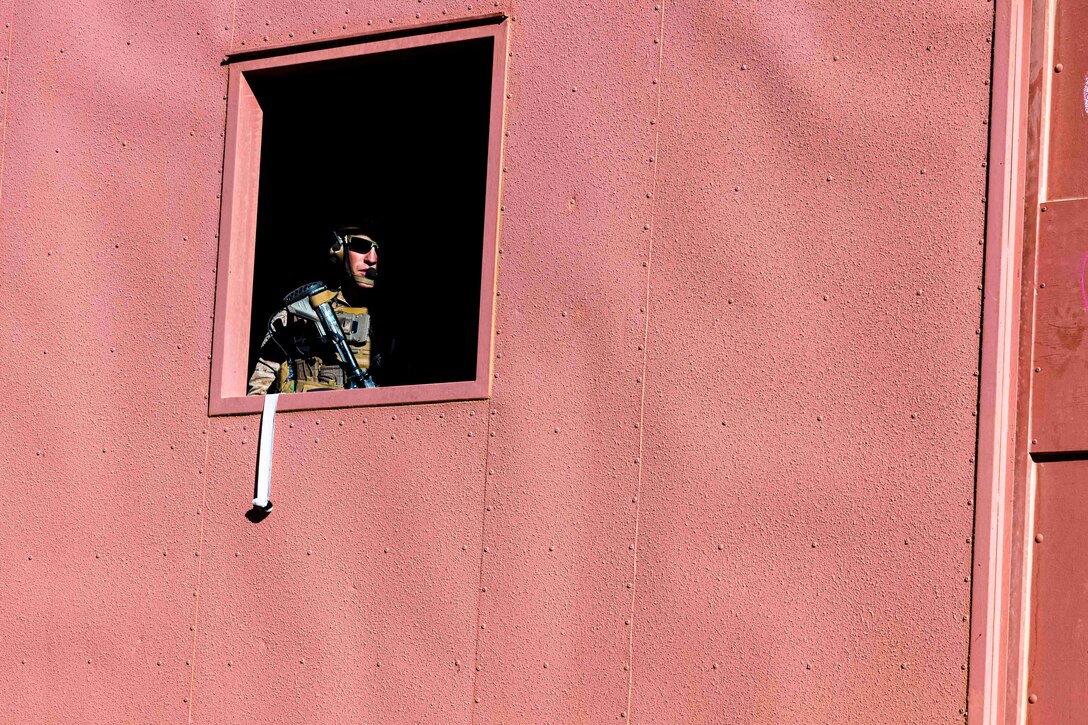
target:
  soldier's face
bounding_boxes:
[345,243,378,289]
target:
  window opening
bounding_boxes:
[209,22,506,415]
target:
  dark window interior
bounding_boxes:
[246,37,493,388]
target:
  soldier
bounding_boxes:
[247,226,387,395]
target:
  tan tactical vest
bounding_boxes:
[276,304,372,393]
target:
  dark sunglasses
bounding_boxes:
[345,234,378,254]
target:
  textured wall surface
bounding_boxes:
[0,0,993,723]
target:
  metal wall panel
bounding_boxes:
[633,0,988,721]
[1030,199,1088,453]
[1028,460,1088,723]
[1023,2,1088,718]
[0,0,992,722]
[191,409,489,723]
[0,0,228,721]
[469,3,657,719]
[1046,0,1088,201]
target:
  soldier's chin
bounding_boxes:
[353,274,375,288]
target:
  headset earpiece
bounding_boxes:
[330,229,346,263]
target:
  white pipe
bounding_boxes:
[253,393,279,510]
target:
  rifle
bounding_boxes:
[281,281,374,389]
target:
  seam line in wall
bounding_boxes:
[470,401,494,724]
[626,1,667,720]
[470,24,510,722]
[228,0,238,52]
[187,436,211,724]
[0,0,15,214]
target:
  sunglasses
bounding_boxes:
[344,234,379,254]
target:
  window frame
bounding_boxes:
[208,20,508,416]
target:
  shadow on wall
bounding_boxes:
[246,37,494,387]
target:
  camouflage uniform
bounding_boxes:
[247,289,379,395]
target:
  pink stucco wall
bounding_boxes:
[0,0,992,722]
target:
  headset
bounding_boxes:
[330,226,378,263]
